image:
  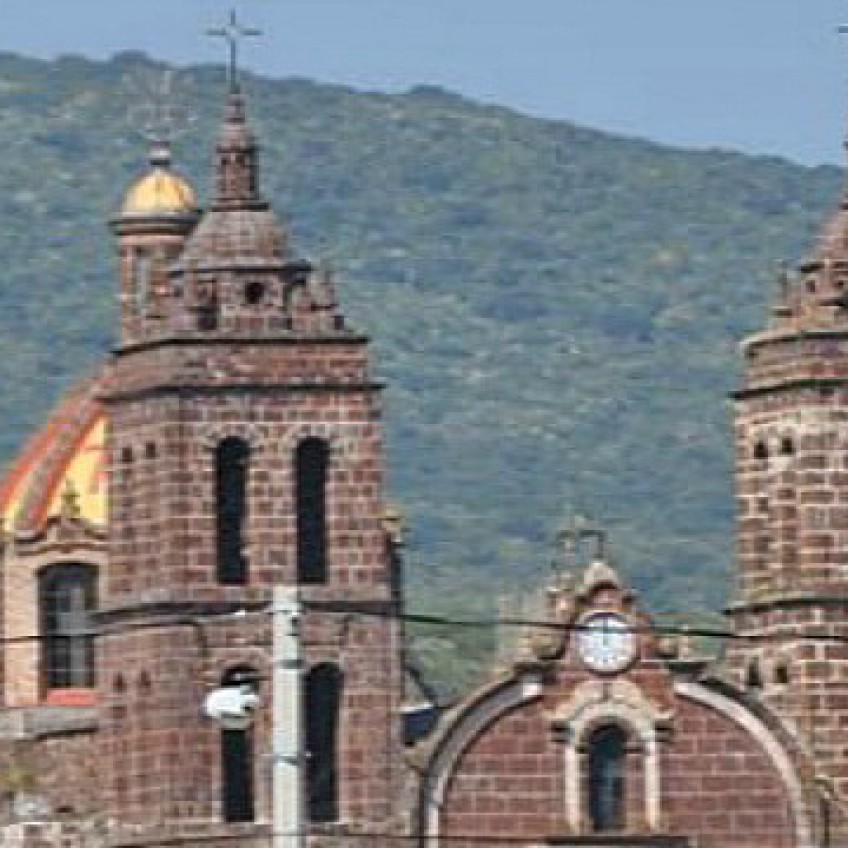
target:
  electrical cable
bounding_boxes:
[8,598,848,646]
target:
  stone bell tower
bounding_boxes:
[727,129,848,831]
[97,66,403,844]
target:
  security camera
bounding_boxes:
[203,685,261,730]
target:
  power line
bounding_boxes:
[302,600,848,645]
[9,599,848,647]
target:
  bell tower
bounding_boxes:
[98,49,403,845]
[727,126,848,828]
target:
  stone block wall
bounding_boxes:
[430,669,801,847]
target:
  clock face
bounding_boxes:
[576,612,636,673]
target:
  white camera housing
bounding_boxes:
[203,685,261,730]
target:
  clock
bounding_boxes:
[576,612,636,673]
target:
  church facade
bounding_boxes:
[0,67,846,848]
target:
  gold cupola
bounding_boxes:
[111,140,200,347]
[120,140,198,219]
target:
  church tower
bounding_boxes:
[728,132,848,824]
[98,78,403,843]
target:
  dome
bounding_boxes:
[0,372,108,533]
[120,141,198,219]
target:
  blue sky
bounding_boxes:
[5,0,848,165]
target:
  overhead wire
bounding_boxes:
[6,599,848,645]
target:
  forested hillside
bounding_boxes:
[0,50,840,686]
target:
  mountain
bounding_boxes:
[0,50,840,686]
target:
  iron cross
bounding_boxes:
[207,10,262,93]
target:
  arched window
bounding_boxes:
[39,564,97,690]
[132,249,151,312]
[305,663,342,822]
[296,438,329,584]
[216,437,250,585]
[587,724,627,833]
[220,666,257,823]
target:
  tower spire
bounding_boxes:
[205,10,264,208]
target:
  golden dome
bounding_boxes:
[120,141,197,218]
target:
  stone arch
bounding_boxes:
[199,424,265,453]
[418,671,544,845]
[550,679,670,832]
[280,424,356,464]
[674,679,815,848]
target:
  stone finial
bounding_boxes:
[60,478,81,521]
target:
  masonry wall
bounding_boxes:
[436,682,797,847]
[0,727,100,824]
[100,334,403,841]
[661,696,795,847]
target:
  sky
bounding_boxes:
[4,0,848,166]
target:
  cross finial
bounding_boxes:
[837,25,848,155]
[207,9,262,93]
[553,513,606,573]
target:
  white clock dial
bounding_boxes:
[576,612,636,673]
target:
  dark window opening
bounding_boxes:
[587,724,627,833]
[198,302,219,331]
[780,436,795,456]
[746,659,763,690]
[753,441,769,461]
[133,249,151,311]
[216,437,250,585]
[221,666,257,823]
[305,663,342,823]
[775,663,790,686]
[296,438,329,584]
[244,281,266,305]
[39,564,97,690]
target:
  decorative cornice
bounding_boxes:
[731,376,848,400]
[743,326,848,349]
[95,599,269,627]
[726,593,848,615]
[113,331,370,357]
[100,381,385,405]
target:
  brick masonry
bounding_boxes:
[94,89,404,843]
[419,563,813,847]
[8,65,848,848]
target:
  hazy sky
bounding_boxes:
[5,0,848,166]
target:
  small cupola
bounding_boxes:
[111,140,201,347]
[119,140,199,222]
